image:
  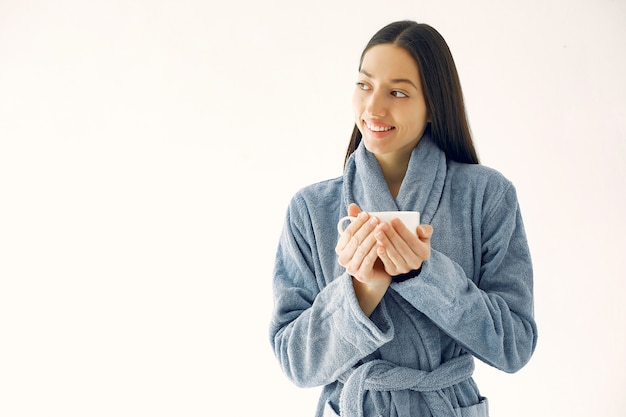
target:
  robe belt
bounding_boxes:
[338,354,475,417]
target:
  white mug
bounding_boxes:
[337,211,420,235]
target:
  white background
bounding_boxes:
[1,0,625,416]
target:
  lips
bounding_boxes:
[364,120,395,133]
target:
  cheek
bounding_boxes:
[411,106,429,125]
[403,109,429,135]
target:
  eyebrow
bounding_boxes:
[360,70,418,90]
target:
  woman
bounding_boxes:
[269,20,537,417]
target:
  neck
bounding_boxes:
[376,153,410,199]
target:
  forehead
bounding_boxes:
[360,44,421,81]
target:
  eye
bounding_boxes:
[391,90,408,98]
[356,82,371,91]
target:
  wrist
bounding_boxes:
[351,277,390,316]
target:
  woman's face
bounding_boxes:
[352,44,429,160]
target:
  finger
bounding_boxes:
[376,236,410,275]
[346,232,379,276]
[345,214,379,257]
[348,203,361,217]
[381,220,417,259]
[376,244,398,275]
[414,224,433,263]
[352,242,380,276]
[337,214,379,266]
[337,205,365,246]
[336,211,369,254]
[390,218,420,245]
[377,222,427,273]
[416,224,434,241]
[372,224,407,273]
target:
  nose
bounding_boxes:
[365,90,387,117]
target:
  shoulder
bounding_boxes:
[286,176,344,224]
[446,161,519,213]
[448,161,513,193]
[290,176,343,207]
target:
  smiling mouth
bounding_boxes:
[365,121,395,132]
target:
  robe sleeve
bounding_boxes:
[391,183,537,373]
[269,196,394,388]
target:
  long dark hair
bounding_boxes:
[344,21,479,167]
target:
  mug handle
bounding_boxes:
[337,215,358,235]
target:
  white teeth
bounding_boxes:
[366,122,394,132]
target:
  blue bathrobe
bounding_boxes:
[269,133,537,417]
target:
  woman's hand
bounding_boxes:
[374,219,433,276]
[335,204,392,315]
[335,204,392,286]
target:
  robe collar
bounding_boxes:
[342,131,447,225]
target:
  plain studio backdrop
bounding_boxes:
[1,0,625,416]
